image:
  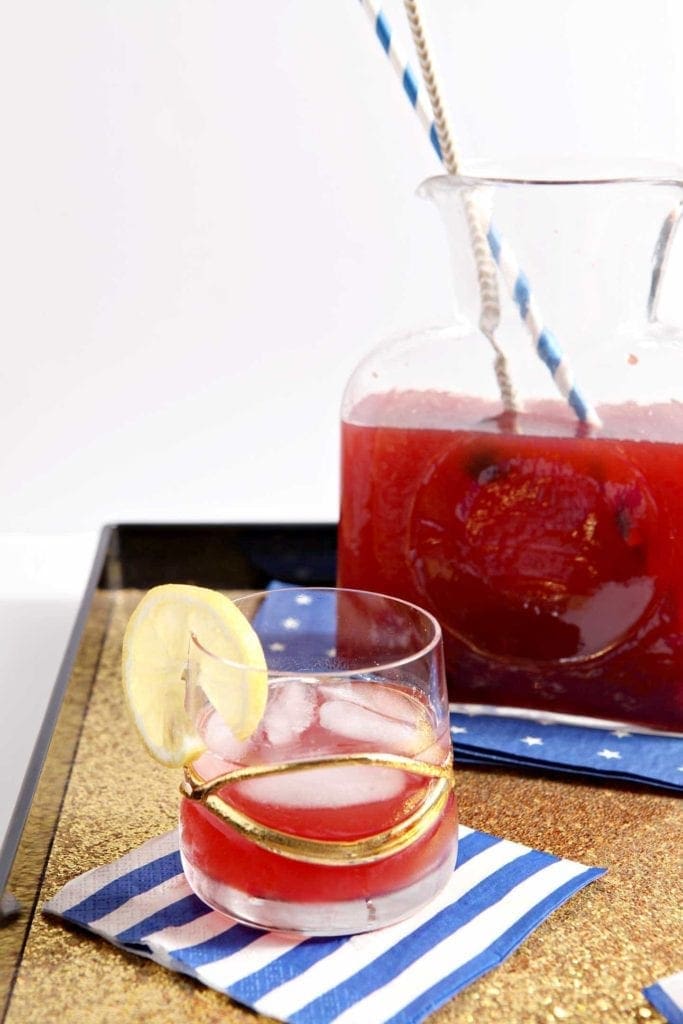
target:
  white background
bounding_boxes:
[2,0,683,851]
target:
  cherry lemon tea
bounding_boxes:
[123,585,457,935]
[176,587,457,935]
[338,390,683,731]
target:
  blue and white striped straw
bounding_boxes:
[360,0,520,413]
[357,0,602,428]
[483,217,598,425]
[364,3,444,163]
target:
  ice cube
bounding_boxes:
[236,763,406,808]
[319,699,425,754]
[200,710,251,762]
[261,677,316,747]
[317,679,354,703]
[418,737,451,765]
[192,749,240,780]
[343,682,419,723]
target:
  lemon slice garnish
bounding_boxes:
[122,584,268,767]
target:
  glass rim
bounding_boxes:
[189,586,443,678]
[421,159,683,190]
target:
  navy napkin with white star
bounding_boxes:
[449,705,682,792]
[262,584,682,793]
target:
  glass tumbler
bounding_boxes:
[179,587,457,935]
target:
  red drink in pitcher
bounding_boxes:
[338,390,683,731]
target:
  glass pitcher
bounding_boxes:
[338,167,683,732]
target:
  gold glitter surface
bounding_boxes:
[2,587,681,1024]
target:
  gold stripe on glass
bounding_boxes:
[181,754,455,866]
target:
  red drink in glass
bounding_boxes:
[179,588,457,935]
[338,390,683,731]
[180,680,456,914]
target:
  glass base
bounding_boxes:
[180,846,457,936]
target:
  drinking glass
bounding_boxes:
[179,587,457,935]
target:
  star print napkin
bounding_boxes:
[449,705,682,792]
[644,971,683,1024]
[258,584,682,793]
[44,826,603,1024]
[253,584,339,671]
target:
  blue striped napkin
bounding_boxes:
[44,827,603,1024]
[644,972,683,1024]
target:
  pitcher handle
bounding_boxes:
[648,200,683,322]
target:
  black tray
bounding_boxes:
[0,523,337,905]
[0,523,677,1024]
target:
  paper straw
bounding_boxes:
[648,200,683,322]
[357,0,602,428]
[482,214,598,424]
[358,0,518,413]
[404,0,601,427]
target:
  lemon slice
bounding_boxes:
[122,584,268,767]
